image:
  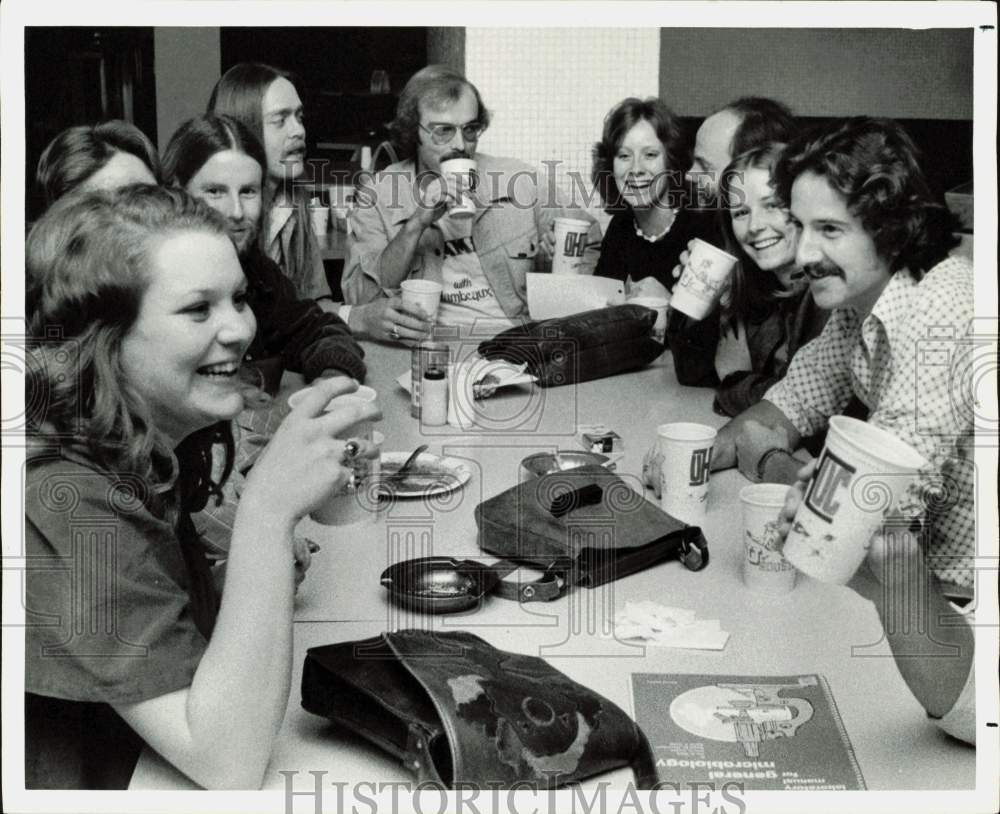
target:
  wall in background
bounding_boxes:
[466,28,659,225]
[428,27,465,73]
[659,28,973,118]
[154,27,221,146]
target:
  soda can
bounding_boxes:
[411,342,451,418]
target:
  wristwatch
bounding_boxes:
[756,447,794,483]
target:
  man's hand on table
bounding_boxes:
[348,297,434,346]
[735,419,791,482]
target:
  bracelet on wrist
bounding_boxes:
[756,447,794,483]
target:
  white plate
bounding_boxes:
[378,452,472,498]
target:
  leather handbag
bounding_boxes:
[301,629,658,789]
[474,464,708,595]
[477,304,663,388]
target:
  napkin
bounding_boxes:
[526,273,625,319]
[609,600,730,650]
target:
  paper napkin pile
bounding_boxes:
[610,600,730,650]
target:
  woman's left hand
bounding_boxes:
[540,225,556,258]
[292,538,318,590]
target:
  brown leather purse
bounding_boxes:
[301,629,658,789]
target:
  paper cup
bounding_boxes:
[657,422,717,526]
[783,416,928,585]
[740,484,797,595]
[440,158,478,220]
[287,384,378,440]
[552,217,592,275]
[629,296,669,344]
[311,431,384,526]
[308,205,329,237]
[400,279,443,322]
[670,238,738,320]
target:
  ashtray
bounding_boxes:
[380,557,501,614]
[519,451,612,482]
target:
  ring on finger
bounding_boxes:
[390,323,400,340]
[343,440,361,461]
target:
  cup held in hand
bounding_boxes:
[551,217,592,275]
[740,483,797,595]
[400,279,443,322]
[782,417,928,584]
[669,238,737,320]
[440,158,478,220]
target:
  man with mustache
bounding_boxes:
[712,116,975,579]
[343,65,602,342]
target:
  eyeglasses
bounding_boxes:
[419,121,487,145]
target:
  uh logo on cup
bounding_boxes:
[782,416,928,585]
[657,422,716,527]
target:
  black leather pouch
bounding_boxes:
[477,305,663,388]
[474,464,708,590]
[301,629,658,789]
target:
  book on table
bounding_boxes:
[631,672,866,791]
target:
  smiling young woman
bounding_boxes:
[23,186,379,789]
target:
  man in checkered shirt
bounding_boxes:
[711,118,978,743]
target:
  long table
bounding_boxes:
[130,341,976,792]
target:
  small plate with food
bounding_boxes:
[377,452,472,498]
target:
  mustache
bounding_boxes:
[803,262,844,280]
[440,148,472,162]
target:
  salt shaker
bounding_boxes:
[420,367,448,426]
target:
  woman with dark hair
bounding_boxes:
[208,63,332,304]
[24,185,379,789]
[162,113,366,551]
[667,143,827,417]
[592,97,717,293]
[35,120,160,207]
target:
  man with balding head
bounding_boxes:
[687,96,797,208]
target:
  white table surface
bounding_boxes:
[130,342,976,792]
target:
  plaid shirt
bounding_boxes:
[766,256,976,588]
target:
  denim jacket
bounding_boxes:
[343,155,601,319]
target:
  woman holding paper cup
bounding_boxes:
[23,187,380,788]
[666,143,827,416]
[592,97,719,294]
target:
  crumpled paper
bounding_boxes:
[609,600,730,650]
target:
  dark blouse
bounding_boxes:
[243,248,366,382]
[24,445,218,789]
[593,208,722,293]
[666,286,829,417]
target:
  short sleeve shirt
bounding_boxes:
[765,257,976,587]
[24,446,217,787]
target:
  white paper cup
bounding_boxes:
[670,238,738,320]
[657,422,717,526]
[440,158,478,220]
[629,296,670,343]
[783,416,928,585]
[400,279,443,322]
[311,430,384,526]
[308,205,329,237]
[287,384,378,440]
[551,217,592,275]
[740,483,797,595]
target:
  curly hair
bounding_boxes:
[162,113,267,187]
[591,97,689,213]
[35,120,161,208]
[387,65,492,162]
[773,117,959,276]
[717,142,796,331]
[26,186,236,513]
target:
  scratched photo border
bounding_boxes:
[1,2,997,814]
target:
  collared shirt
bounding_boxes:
[265,192,333,302]
[343,154,602,319]
[766,256,975,587]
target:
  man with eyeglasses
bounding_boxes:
[343,65,601,343]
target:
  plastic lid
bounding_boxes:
[424,367,446,380]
